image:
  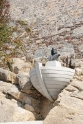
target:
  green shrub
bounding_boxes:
[0,22,12,44]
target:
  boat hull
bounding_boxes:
[30,62,75,101]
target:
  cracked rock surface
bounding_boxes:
[44,79,83,124]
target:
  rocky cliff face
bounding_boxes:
[7,0,83,59]
[1,0,83,68]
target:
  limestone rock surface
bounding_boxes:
[0,80,40,113]
[11,58,32,74]
[0,68,16,84]
[0,92,35,122]
[44,79,83,124]
[17,72,32,92]
[71,59,83,68]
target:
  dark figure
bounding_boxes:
[49,48,60,61]
[51,48,57,56]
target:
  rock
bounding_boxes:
[75,68,82,76]
[17,72,32,92]
[3,83,40,113]
[72,26,83,38]
[44,79,83,124]
[40,97,53,119]
[6,84,32,105]
[73,76,83,81]
[0,81,32,104]
[58,28,70,34]
[71,80,83,90]
[11,58,32,74]
[71,59,83,68]
[0,80,40,116]
[31,98,40,114]
[59,53,76,68]
[0,92,35,122]
[0,81,13,93]
[0,69,17,84]
[78,44,83,53]
[60,43,74,57]
[36,39,43,44]
[24,104,35,112]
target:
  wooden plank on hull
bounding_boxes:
[44,77,70,82]
[36,86,41,89]
[30,71,37,76]
[42,73,73,79]
[42,67,75,73]
[31,81,38,86]
[48,91,61,99]
[50,92,60,96]
[31,75,37,79]
[30,68,36,73]
[38,89,43,93]
[31,78,39,87]
[30,73,37,78]
[45,80,68,85]
[37,89,43,94]
[31,78,38,83]
[31,77,38,82]
[41,70,74,76]
[48,88,62,92]
[31,77,38,81]
[51,95,59,100]
[46,84,67,89]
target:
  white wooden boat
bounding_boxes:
[30,61,75,102]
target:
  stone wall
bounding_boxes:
[7,0,83,58]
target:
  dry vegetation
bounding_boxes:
[0,0,32,68]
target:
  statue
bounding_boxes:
[51,48,57,55]
[49,48,60,61]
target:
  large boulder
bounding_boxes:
[0,92,35,122]
[71,59,83,68]
[44,79,83,124]
[11,58,32,74]
[0,81,40,117]
[75,68,83,76]
[16,72,32,92]
[0,68,17,84]
[0,81,32,105]
[0,81,13,93]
